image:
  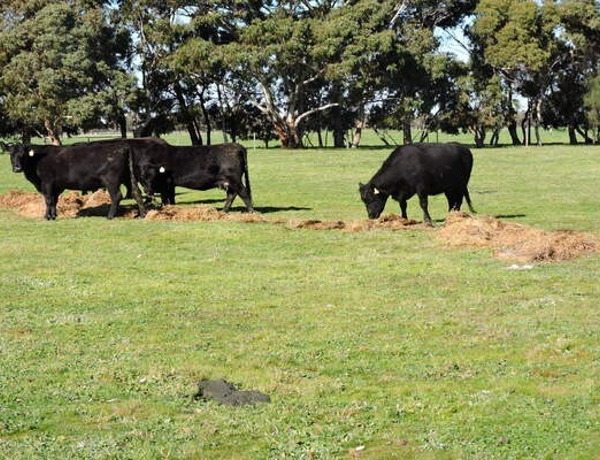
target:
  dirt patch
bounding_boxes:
[438,212,599,263]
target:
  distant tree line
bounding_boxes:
[0,0,599,148]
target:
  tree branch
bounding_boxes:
[295,102,339,125]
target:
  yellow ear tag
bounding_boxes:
[29,149,35,157]
[159,166,166,173]
[373,187,380,195]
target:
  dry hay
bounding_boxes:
[0,190,138,218]
[1,190,597,263]
[289,214,422,232]
[144,205,268,223]
[438,212,599,263]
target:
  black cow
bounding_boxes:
[73,137,169,198]
[359,143,475,224]
[130,143,254,212]
[8,143,145,220]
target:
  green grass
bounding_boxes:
[1,143,600,459]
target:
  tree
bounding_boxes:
[469,0,561,146]
[543,0,600,144]
[0,1,134,143]
[584,74,600,142]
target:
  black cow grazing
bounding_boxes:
[131,143,254,212]
[359,143,475,225]
[8,143,145,220]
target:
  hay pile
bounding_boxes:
[289,214,422,232]
[0,190,137,218]
[438,212,599,263]
[1,190,598,263]
[144,205,268,223]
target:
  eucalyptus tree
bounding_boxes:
[469,0,563,146]
[362,0,478,145]
[584,74,600,142]
[0,0,135,143]
[542,0,600,143]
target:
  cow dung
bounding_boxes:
[194,379,270,406]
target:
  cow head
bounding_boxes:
[7,144,29,173]
[359,182,388,219]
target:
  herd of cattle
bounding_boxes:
[1,139,475,224]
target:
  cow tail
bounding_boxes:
[463,147,476,214]
[241,146,253,207]
[127,146,146,218]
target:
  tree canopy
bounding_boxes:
[0,0,599,147]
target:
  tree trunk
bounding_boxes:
[119,113,127,138]
[567,125,577,144]
[473,124,486,148]
[575,126,594,144]
[534,98,542,146]
[350,119,364,148]
[507,121,521,145]
[489,128,499,146]
[330,84,345,148]
[402,119,412,144]
[506,87,521,145]
[317,129,324,148]
[174,83,202,145]
[372,127,391,146]
[274,119,302,149]
[45,119,61,145]
[199,95,211,146]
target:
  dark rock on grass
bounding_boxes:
[194,379,270,406]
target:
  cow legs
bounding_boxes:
[399,199,408,219]
[42,185,61,220]
[445,191,463,212]
[43,193,59,220]
[106,186,123,219]
[222,184,254,213]
[393,191,412,219]
[236,185,254,212]
[418,193,433,225]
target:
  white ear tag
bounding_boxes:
[373,187,380,195]
[159,166,166,173]
[29,149,35,157]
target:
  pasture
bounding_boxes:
[1,141,599,459]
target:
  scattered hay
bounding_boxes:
[0,189,134,218]
[438,212,599,263]
[1,190,598,263]
[145,205,268,223]
[289,214,422,232]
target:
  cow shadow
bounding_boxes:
[225,205,312,214]
[77,203,312,217]
[493,214,526,220]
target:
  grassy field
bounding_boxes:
[0,141,599,459]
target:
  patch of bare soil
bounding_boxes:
[438,212,599,263]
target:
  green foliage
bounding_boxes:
[584,73,600,140]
